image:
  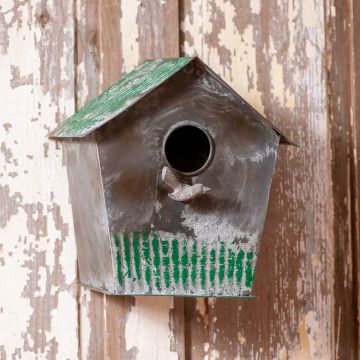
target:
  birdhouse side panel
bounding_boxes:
[65,138,116,292]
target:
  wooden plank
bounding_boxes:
[116,2,184,357]
[325,0,359,357]
[76,1,185,358]
[0,1,78,358]
[349,0,360,355]
[4,0,358,357]
[184,298,209,359]
[74,2,106,359]
[180,0,334,358]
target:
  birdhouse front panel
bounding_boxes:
[95,63,280,297]
[50,57,293,297]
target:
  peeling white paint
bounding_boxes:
[120,0,140,73]
[76,61,90,106]
[181,0,333,357]
[49,290,78,359]
[196,298,206,317]
[0,214,33,353]
[250,0,261,15]
[125,297,179,360]
[0,1,78,358]
[181,1,203,58]
[330,5,336,17]
[268,38,296,110]
[293,311,329,360]
[79,288,92,360]
[0,0,337,358]
[301,0,321,28]
[277,346,287,360]
[182,1,265,115]
[237,332,246,345]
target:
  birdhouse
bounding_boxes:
[49,57,294,297]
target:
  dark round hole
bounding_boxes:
[164,125,213,175]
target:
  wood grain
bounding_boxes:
[353,0,360,354]
[326,0,359,358]
[0,1,78,358]
[181,0,334,358]
[76,0,184,359]
[1,0,359,358]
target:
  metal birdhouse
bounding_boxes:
[49,57,294,297]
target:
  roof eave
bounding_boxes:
[49,56,298,146]
[48,57,196,139]
[193,57,298,146]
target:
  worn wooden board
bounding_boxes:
[326,0,360,358]
[180,0,334,358]
[75,0,184,359]
[0,1,78,358]
[1,0,359,358]
[353,0,360,354]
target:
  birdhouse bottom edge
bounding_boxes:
[81,231,259,297]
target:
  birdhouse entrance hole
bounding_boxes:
[163,123,213,176]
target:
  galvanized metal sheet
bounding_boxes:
[94,66,280,297]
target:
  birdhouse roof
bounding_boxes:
[49,57,295,144]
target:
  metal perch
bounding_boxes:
[161,166,210,202]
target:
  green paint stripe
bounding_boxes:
[235,250,245,284]
[191,241,197,287]
[142,232,151,286]
[209,248,216,287]
[227,248,235,281]
[161,240,170,288]
[218,242,225,284]
[113,234,122,285]
[114,231,257,294]
[181,241,189,289]
[132,232,141,280]
[172,239,180,285]
[152,234,161,290]
[123,233,132,278]
[200,244,207,290]
[245,252,255,287]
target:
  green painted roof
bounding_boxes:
[49,57,194,138]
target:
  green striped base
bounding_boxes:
[112,232,257,297]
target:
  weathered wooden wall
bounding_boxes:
[0,0,359,359]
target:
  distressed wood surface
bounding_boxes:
[1,0,359,359]
[180,0,340,358]
[326,0,359,358]
[353,0,360,354]
[76,0,184,359]
[0,1,78,358]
